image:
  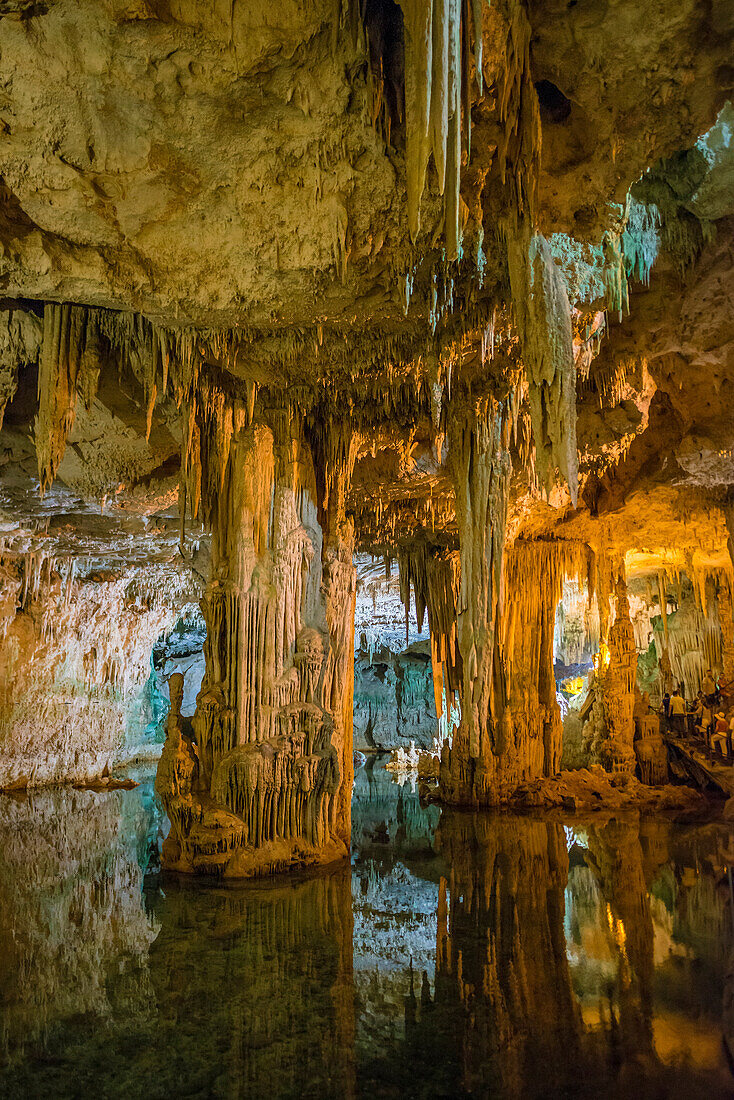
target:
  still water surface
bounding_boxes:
[1,758,733,1098]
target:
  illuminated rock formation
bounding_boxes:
[0,1,733,843]
[593,576,638,775]
[157,412,357,877]
[0,554,198,789]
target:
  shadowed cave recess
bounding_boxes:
[1,0,734,1090]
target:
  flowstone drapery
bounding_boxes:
[156,412,357,878]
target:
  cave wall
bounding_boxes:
[353,639,437,752]
[0,553,198,789]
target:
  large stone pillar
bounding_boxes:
[439,397,512,805]
[719,575,734,686]
[586,575,638,775]
[436,397,578,805]
[503,542,587,782]
[157,408,356,878]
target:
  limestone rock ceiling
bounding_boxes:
[0,2,732,585]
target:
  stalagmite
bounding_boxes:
[584,575,638,774]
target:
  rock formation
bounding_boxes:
[0,1,733,869]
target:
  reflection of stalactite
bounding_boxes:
[148,866,355,1097]
[0,786,159,1068]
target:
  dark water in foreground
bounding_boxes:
[1,759,734,1098]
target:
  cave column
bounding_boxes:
[440,397,513,805]
[588,573,638,775]
[502,543,569,782]
[157,405,357,877]
[306,416,359,850]
[718,575,734,686]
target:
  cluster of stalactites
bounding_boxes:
[503,539,594,682]
[506,227,578,504]
[554,578,602,667]
[398,540,462,727]
[646,568,732,699]
[495,0,540,220]
[35,303,102,494]
[397,0,484,259]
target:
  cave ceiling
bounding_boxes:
[0,0,733,578]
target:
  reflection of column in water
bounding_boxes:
[584,819,655,1066]
[148,863,355,1097]
[432,813,583,1098]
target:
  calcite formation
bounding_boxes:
[0,0,733,872]
[156,412,357,876]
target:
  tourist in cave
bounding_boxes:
[702,669,718,703]
[697,699,715,743]
[711,711,730,758]
[662,691,671,719]
[689,691,705,735]
[668,688,687,734]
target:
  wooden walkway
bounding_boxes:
[665,734,734,798]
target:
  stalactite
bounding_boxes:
[495,0,540,219]
[650,586,724,699]
[397,0,433,243]
[507,225,578,503]
[398,540,462,740]
[35,303,87,494]
[396,0,467,257]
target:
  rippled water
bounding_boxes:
[1,758,733,1098]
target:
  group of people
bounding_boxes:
[662,669,734,757]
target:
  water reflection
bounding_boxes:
[1,761,733,1098]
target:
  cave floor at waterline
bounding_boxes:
[1,759,733,1099]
